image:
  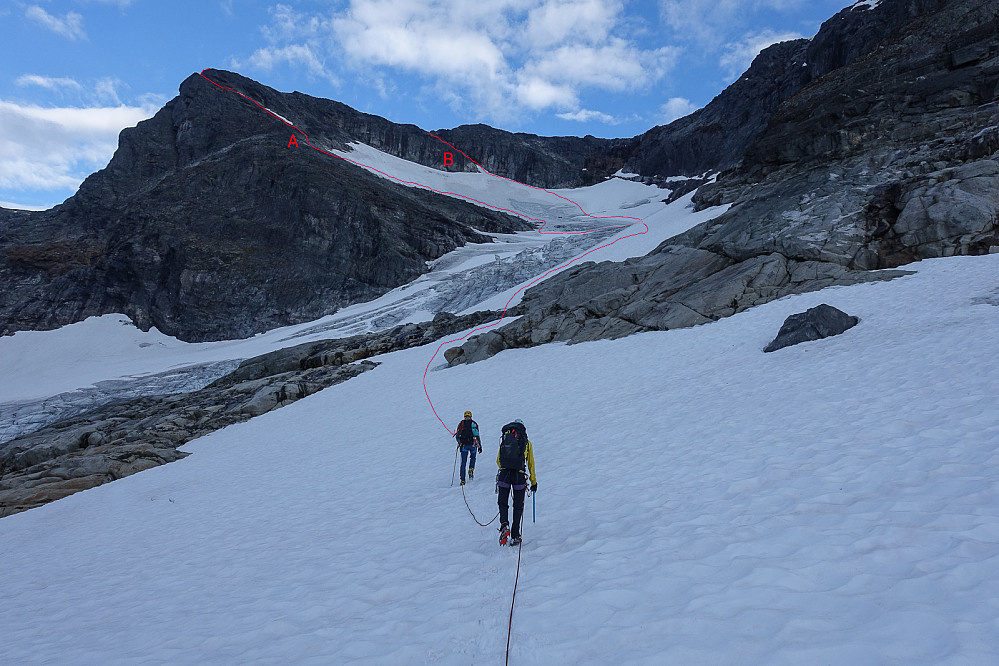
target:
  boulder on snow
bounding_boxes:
[763,304,859,352]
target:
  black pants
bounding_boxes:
[497,470,527,538]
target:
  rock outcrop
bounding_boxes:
[763,304,860,352]
[691,0,999,266]
[0,309,499,517]
[445,250,909,365]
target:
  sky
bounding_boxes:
[0,0,857,210]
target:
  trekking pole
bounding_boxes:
[533,491,536,523]
[451,449,458,487]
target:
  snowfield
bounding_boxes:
[2,252,999,664]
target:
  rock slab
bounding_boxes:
[763,304,860,352]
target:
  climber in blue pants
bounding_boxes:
[454,410,482,485]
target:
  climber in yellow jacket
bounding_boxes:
[496,419,537,546]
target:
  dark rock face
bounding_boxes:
[763,304,860,352]
[3,0,994,351]
[610,0,953,181]
[804,0,951,81]
[691,0,999,269]
[621,39,811,179]
[0,71,531,341]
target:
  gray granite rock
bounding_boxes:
[445,248,909,366]
[764,304,860,352]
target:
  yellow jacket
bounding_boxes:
[497,438,537,486]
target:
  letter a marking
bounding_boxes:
[288,134,299,148]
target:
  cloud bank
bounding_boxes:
[236,0,676,124]
[0,93,157,207]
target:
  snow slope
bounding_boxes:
[334,141,664,230]
[2,254,998,664]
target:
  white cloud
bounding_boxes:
[16,75,83,91]
[660,97,699,123]
[241,0,674,124]
[242,44,337,84]
[0,100,157,194]
[556,108,617,123]
[719,29,803,79]
[331,1,511,84]
[94,78,125,105]
[26,6,86,40]
[232,5,339,84]
[522,0,620,49]
[523,40,677,91]
[14,75,153,109]
[659,0,808,47]
[516,78,577,110]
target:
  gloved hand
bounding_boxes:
[530,483,538,493]
[477,444,483,453]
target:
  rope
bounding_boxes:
[505,511,525,666]
[460,483,500,526]
[456,467,527,664]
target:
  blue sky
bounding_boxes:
[1,0,858,209]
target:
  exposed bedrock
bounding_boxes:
[446,0,997,366]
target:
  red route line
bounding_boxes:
[198,69,650,435]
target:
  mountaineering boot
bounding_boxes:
[468,468,474,480]
[509,536,522,547]
[460,479,466,486]
[499,522,510,546]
